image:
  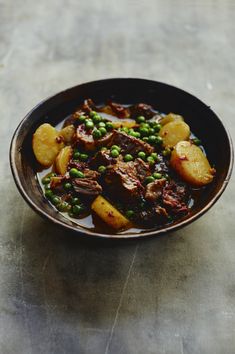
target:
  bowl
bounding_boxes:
[10,78,233,239]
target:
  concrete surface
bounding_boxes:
[1,0,235,353]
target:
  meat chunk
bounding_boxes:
[145,179,166,202]
[76,124,113,151]
[162,182,189,214]
[72,178,102,197]
[130,103,155,120]
[134,158,151,182]
[90,149,112,168]
[83,169,100,180]
[104,160,143,201]
[109,130,154,155]
[107,101,130,118]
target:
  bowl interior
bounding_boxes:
[10,78,233,238]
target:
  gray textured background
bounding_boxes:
[1,1,235,353]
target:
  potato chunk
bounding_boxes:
[160,120,190,147]
[160,113,184,126]
[32,123,64,167]
[55,146,72,175]
[59,125,75,143]
[170,141,215,186]
[112,121,137,129]
[91,195,131,230]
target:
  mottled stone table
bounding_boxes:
[1,1,235,353]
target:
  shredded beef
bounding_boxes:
[72,178,102,197]
[107,101,130,118]
[134,158,151,182]
[162,182,189,214]
[145,179,166,202]
[130,103,155,120]
[104,160,144,201]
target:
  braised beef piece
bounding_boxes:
[72,178,102,198]
[162,182,189,214]
[154,154,169,174]
[69,161,88,170]
[109,130,154,155]
[76,124,113,151]
[130,103,155,120]
[104,160,144,201]
[63,99,96,127]
[134,158,151,182]
[107,101,130,118]
[83,169,100,180]
[90,149,113,168]
[145,179,166,202]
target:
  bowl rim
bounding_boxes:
[9,78,234,239]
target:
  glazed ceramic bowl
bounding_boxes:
[10,78,233,238]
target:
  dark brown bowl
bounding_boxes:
[10,78,233,239]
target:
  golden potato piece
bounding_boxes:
[160,120,190,147]
[160,113,184,126]
[170,141,215,186]
[91,195,131,230]
[32,123,64,167]
[59,125,75,143]
[55,146,72,175]
[112,121,137,129]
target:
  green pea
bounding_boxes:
[140,122,150,129]
[111,149,120,158]
[71,197,80,205]
[93,129,102,139]
[136,116,146,123]
[106,122,114,130]
[154,123,161,132]
[126,210,134,219]
[98,165,106,173]
[124,154,133,162]
[138,151,146,160]
[45,190,53,199]
[142,137,149,142]
[64,182,72,190]
[145,176,155,184]
[69,168,84,178]
[98,121,106,128]
[48,172,57,177]
[148,128,155,135]
[51,196,61,206]
[44,184,51,190]
[42,177,50,185]
[147,156,155,165]
[148,135,157,144]
[162,148,171,157]
[73,151,80,160]
[133,131,141,138]
[57,202,70,212]
[121,127,129,133]
[156,136,163,145]
[152,172,162,179]
[80,153,88,161]
[72,204,83,215]
[89,110,97,117]
[85,120,94,130]
[111,145,121,152]
[128,130,136,137]
[99,127,107,136]
[139,127,149,137]
[151,152,158,161]
[92,114,102,123]
[192,137,201,145]
[78,115,86,123]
